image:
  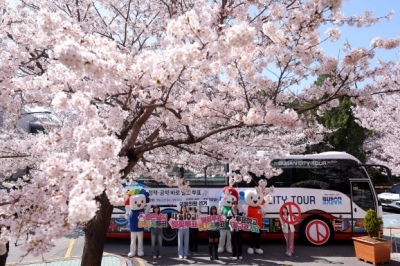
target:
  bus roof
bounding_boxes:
[260,151,361,163]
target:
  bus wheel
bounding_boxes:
[162,225,178,246]
[301,218,332,246]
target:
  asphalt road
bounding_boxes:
[10,237,400,266]
[6,211,400,266]
[112,237,400,266]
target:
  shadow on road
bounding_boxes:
[103,238,399,265]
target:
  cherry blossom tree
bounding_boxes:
[0,0,398,265]
[353,61,400,176]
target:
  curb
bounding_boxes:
[6,256,82,266]
[6,253,127,266]
[111,253,128,266]
[127,256,147,266]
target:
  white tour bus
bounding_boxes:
[107,152,390,246]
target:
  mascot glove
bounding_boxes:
[145,205,151,213]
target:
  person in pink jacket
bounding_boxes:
[280,206,296,257]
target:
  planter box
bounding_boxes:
[353,237,391,265]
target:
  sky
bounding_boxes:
[321,0,400,63]
[292,0,400,89]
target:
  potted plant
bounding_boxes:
[353,209,391,265]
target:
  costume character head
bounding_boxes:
[125,188,150,210]
[218,186,239,207]
[244,187,265,207]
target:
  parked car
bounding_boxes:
[378,184,400,210]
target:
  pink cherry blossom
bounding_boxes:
[0,0,397,261]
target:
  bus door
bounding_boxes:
[350,180,377,235]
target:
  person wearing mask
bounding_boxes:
[208,205,220,260]
[150,205,163,259]
[189,207,199,252]
[177,205,190,259]
[227,201,243,260]
[280,206,296,256]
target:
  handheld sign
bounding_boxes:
[279,202,301,225]
[197,215,226,231]
[168,212,201,229]
[138,213,168,229]
[229,215,260,233]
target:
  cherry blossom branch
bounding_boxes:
[0,155,30,159]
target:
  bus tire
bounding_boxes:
[162,225,178,246]
[300,217,332,246]
[161,210,178,246]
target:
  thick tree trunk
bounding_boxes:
[80,191,113,266]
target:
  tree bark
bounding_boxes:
[80,191,113,266]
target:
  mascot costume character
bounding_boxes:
[125,188,150,257]
[240,180,273,255]
[218,186,239,253]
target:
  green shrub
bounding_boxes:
[363,209,380,238]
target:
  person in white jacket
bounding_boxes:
[280,206,296,257]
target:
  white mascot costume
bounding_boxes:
[218,186,239,253]
[125,188,150,257]
[241,180,273,255]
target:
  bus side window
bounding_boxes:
[328,169,351,196]
[291,167,330,189]
[267,167,293,188]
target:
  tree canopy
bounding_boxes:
[354,91,400,176]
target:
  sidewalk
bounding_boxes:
[6,255,126,266]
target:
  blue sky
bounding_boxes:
[293,0,400,89]
[322,0,400,62]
